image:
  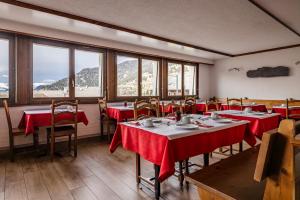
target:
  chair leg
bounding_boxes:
[74,133,77,158]
[51,136,55,161]
[46,133,50,155]
[68,134,72,154]
[107,123,111,143]
[230,145,233,155]
[9,134,14,162]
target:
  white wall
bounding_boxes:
[198,64,211,100]
[211,47,300,99]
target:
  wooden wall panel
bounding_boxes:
[106,50,116,101]
[16,36,31,105]
[161,59,168,100]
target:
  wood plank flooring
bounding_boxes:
[0,140,249,200]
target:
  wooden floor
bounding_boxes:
[0,140,249,200]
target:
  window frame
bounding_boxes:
[0,32,15,104]
[30,38,106,104]
[115,52,161,101]
[166,60,198,99]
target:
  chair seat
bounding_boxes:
[12,128,25,135]
[47,126,75,137]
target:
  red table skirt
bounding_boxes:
[18,111,89,135]
[110,123,250,181]
[196,103,222,112]
[218,114,280,138]
[221,105,267,112]
[272,107,300,118]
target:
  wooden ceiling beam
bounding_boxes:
[0,0,233,57]
[248,0,300,37]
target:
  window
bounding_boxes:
[33,43,69,98]
[75,49,104,97]
[0,39,9,98]
[168,63,182,96]
[141,59,159,96]
[116,55,138,96]
[184,64,196,95]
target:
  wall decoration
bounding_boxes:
[247,66,289,78]
[228,67,241,72]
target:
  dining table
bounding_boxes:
[272,105,300,119]
[220,104,267,112]
[212,110,280,138]
[109,114,254,199]
[18,109,89,135]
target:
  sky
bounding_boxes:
[0,39,9,83]
[33,43,103,84]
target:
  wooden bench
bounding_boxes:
[186,119,300,200]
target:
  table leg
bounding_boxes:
[239,142,243,152]
[203,153,209,167]
[136,154,141,185]
[185,159,190,187]
[178,161,184,188]
[154,164,161,200]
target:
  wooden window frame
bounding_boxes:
[115,52,161,101]
[0,32,15,104]
[166,60,198,100]
[30,38,106,104]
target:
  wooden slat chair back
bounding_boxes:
[149,97,160,117]
[161,100,183,117]
[286,98,300,120]
[227,97,243,110]
[205,100,220,112]
[3,100,26,161]
[133,100,159,121]
[186,119,300,200]
[48,100,78,161]
[98,98,115,142]
[184,96,196,114]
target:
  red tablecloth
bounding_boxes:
[272,107,300,118]
[195,103,222,112]
[216,114,280,138]
[18,111,89,135]
[221,104,267,112]
[110,122,251,181]
[106,107,135,122]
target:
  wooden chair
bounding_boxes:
[286,98,300,120]
[227,97,243,110]
[161,100,183,117]
[133,99,159,121]
[149,97,160,117]
[98,98,116,142]
[186,119,300,200]
[47,100,79,161]
[183,96,196,114]
[205,100,220,112]
[3,100,27,162]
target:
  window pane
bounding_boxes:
[117,55,138,96]
[0,39,9,98]
[184,65,196,95]
[75,50,103,97]
[141,59,159,96]
[33,43,69,98]
[168,63,182,96]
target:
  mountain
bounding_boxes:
[35,67,99,90]
[35,60,155,91]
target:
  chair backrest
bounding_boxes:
[227,98,243,110]
[286,98,300,119]
[149,97,159,105]
[133,99,159,120]
[51,100,79,131]
[184,97,196,114]
[98,98,108,119]
[205,100,219,112]
[161,100,183,117]
[3,99,12,133]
